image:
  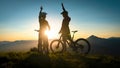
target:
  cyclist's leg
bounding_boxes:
[62,35,67,51]
[43,35,49,54]
[67,35,77,51]
[67,35,73,46]
[44,41,49,54]
[38,35,43,53]
[38,32,45,53]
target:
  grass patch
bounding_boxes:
[0,52,120,68]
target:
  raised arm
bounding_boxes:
[40,6,43,14]
[61,3,66,11]
[39,6,43,19]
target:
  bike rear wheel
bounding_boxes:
[50,40,65,53]
[75,38,91,54]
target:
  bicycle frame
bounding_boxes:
[58,30,78,48]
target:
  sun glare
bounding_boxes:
[45,29,58,39]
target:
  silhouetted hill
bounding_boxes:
[87,35,120,56]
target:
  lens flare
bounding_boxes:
[45,29,58,39]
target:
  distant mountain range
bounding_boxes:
[0,40,37,52]
[87,35,120,56]
[0,35,120,56]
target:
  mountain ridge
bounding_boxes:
[0,35,120,56]
[87,35,120,56]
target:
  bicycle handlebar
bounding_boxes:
[34,29,39,32]
[72,30,78,33]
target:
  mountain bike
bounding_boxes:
[50,30,91,54]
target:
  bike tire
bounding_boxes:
[75,38,91,54]
[50,40,65,53]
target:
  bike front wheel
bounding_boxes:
[75,38,91,54]
[50,40,65,53]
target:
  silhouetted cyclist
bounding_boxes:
[38,6,50,54]
[59,3,71,48]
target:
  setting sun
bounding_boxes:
[45,29,58,39]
